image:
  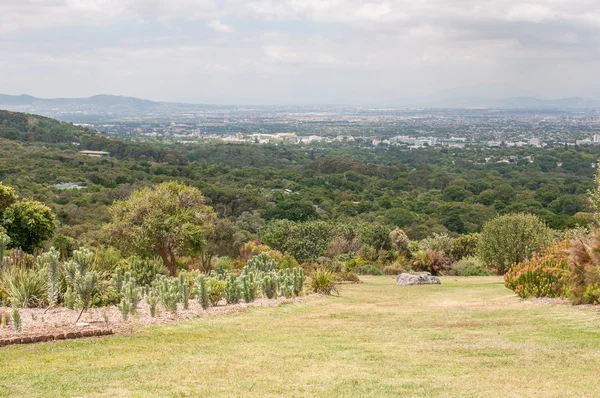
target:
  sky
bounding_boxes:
[1,0,600,105]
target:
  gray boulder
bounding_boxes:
[395,272,441,286]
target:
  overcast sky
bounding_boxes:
[1,0,600,105]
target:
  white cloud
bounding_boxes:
[208,20,235,33]
[1,0,600,103]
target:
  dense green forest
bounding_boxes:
[1,109,598,248]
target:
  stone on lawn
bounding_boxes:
[395,272,441,286]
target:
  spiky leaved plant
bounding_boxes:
[64,287,77,310]
[146,288,160,317]
[38,247,60,307]
[117,297,131,320]
[224,274,242,304]
[241,268,258,303]
[122,272,141,315]
[178,273,190,310]
[11,307,21,332]
[261,272,278,299]
[247,253,277,273]
[63,248,99,323]
[153,276,179,314]
[197,275,209,310]
[112,269,124,293]
[279,269,294,298]
[0,232,10,271]
[292,268,305,296]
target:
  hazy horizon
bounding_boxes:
[2,1,600,105]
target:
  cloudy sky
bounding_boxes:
[1,0,599,105]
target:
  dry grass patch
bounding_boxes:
[1,276,600,397]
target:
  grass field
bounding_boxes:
[2,276,600,397]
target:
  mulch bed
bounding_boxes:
[0,295,312,348]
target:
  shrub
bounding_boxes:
[0,232,10,266]
[178,273,190,309]
[261,272,278,299]
[241,269,258,303]
[390,228,410,253]
[11,307,21,332]
[0,266,48,307]
[64,248,99,322]
[478,213,553,274]
[121,273,141,315]
[38,248,60,307]
[153,276,179,314]
[567,237,600,305]
[419,233,453,255]
[326,236,360,257]
[311,269,339,295]
[504,241,570,299]
[277,254,300,270]
[383,265,405,275]
[337,271,360,283]
[224,275,242,304]
[196,275,209,309]
[125,256,166,287]
[207,277,226,306]
[146,289,160,317]
[355,265,383,276]
[247,253,277,273]
[451,257,491,276]
[411,250,452,276]
[449,234,479,261]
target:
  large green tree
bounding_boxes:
[477,213,553,274]
[2,199,56,252]
[104,182,215,275]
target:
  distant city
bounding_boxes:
[2,94,600,149]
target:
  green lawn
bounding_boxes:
[2,276,600,397]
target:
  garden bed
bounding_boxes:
[0,295,310,346]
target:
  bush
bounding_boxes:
[337,271,360,283]
[224,275,242,304]
[207,277,226,306]
[451,257,491,276]
[247,253,276,273]
[0,266,48,307]
[411,250,452,276]
[355,265,383,275]
[419,233,453,255]
[383,265,405,275]
[122,256,166,287]
[261,272,278,299]
[311,269,339,295]
[449,234,479,261]
[504,241,570,299]
[390,228,410,253]
[196,275,209,309]
[567,237,600,304]
[478,213,553,274]
[64,248,99,321]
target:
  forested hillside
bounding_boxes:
[0,110,598,247]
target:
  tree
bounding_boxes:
[104,182,215,276]
[389,228,410,253]
[2,199,55,252]
[477,213,553,274]
[0,183,17,213]
[200,218,238,273]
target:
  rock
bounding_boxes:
[395,272,441,286]
[75,322,91,327]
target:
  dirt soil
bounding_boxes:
[0,296,311,341]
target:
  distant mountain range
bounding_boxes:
[424,96,600,109]
[0,94,159,109]
[1,94,599,115]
